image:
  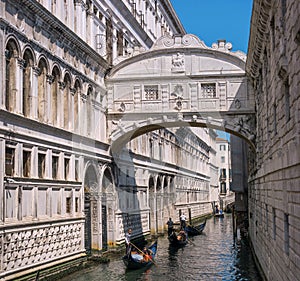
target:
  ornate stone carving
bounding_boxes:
[151,34,208,50]
[172,53,185,72]
[2,222,83,272]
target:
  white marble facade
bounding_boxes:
[0,0,217,279]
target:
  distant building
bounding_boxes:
[230,135,249,237]
[216,137,234,211]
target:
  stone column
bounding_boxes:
[80,93,87,136]
[17,58,26,115]
[58,81,65,128]
[67,0,75,30]
[56,0,64,24]
[32,66,40,120]
[93,100,101,140]
[112,27,117,61]
[74,1,83,38]
[14,143,22,177]
[69,154,76,181]
[86,3,95,47]
[91,194,102,252]
[31,146,38,178]
[46,74,53,124]
[70,87,76,131]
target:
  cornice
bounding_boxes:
[160,0,186,35]
[246,0,272,78]
[19,0,110,70]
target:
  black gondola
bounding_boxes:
[214,212,224,218]
[122,241,157,270]
[186,219,206,236]
[168,229,188,246]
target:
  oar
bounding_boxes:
[129,242,157,265]
[187,238,196,246]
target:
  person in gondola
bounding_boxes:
[180,213,187,230]
[215,205,219,214]
[166,217,174,236]
[125,228,132,255]
[177,229,186,241]
[142,246,153,262]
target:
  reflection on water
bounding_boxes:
[60,215,261,281]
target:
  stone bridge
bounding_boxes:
[106,34,256,153]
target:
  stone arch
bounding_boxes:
[99,164,116,249]
[83,161,100,253]
[5,37,20,112]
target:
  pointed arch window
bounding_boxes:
[63,73,72,129]
[74,79,81,132]
[23,49,34,117]
[51,66,60,126]
[5,40,19,112]
[37,58,48,122]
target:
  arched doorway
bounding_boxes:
[101,166,115,249]
[83,164,98,253]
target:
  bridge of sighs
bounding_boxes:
[106,34,256,154]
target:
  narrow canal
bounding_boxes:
[61,215,262,281]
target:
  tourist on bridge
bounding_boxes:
[166,218,174,236]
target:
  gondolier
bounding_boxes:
[122,241,158,269]
[125,228,132,255]
[166,218,174,236]
[180,213,187,230]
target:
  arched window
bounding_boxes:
[51,66,60,126]
[63,73,71,129]
[74,79,81,132]
[37,58,48,122]
[23,49,34,117]
[5,39,19,112]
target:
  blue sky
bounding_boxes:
[170,0,253,54]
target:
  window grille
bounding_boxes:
[144,85,159,100]
[201,83,216,98]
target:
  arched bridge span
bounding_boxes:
[106,34,256,153]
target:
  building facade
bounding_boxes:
[216,137,234,211]
[246,0,300,280]
[0,1,219,279]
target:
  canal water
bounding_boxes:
[61,215,262,281]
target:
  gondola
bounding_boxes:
[168,229,188,246]
[214,212,224,218]
[122,241,157,270]
[186,219,206,236]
